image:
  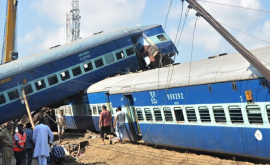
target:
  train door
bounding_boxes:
[123,94,141,140]
[65,105,77,129]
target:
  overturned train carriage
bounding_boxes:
[0,24,177,124]
[59,46,270,160]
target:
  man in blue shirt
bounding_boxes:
[23,123,35,165]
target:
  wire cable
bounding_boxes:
[220,22,270,45]
[197,0,270,14]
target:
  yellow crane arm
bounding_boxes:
[3,0,18,63]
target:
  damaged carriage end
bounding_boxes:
[133,25,178,69]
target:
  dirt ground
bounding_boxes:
[60,133,266,165]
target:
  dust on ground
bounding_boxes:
[60,132,263,165]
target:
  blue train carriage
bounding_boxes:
[84,46,270,160]
[0,24,177,124]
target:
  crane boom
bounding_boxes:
[185,0,270,82]
[1,0,18,64]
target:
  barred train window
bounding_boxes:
[72,66,82,77]
[154,108,163,121]
[35,79,46,91]
[266,105,270,123]
[23,84,33,95]
[228,105,243,123]
[95,58,104,68]
[8,89,19,101]
[88,105,92,115]
[92,105,97,115]
[136,108,144,121]
[48,75,59,85]
[0,93,6,104]
[60,70,70,81]
[186,107,197,122]
[157,34,167,41]
[213,106,226,123]
[97,105,102,114]
[163,107,173,121]
[126,47,135,56]
[144,108,153,121]
[174,107,184,122]
[246,105,263,124]
[198,106,211,122]
[83,61,93,72]
[116,51,125,60]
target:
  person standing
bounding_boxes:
[114,107,126,143]
[0,122,13,165]
[13,124,26,165]
[55,110,66,143]
[99,105,112,145]
[23,123,35,165]
[33,118,54,165]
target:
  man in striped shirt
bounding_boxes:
[23,123,35,165]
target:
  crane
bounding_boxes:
[1,0,18,64]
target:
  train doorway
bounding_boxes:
[123,94,141,138]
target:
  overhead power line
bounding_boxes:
[220,22,270,45]
[197,0,270,13]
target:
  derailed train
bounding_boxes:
[56,46,270,160]
[0,24,177,124]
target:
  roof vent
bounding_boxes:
[208,53,227,59]
[50,45,60,49]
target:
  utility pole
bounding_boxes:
[185,0,270,83]
[70,0,81,42]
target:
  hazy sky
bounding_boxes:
[0,0,269,64]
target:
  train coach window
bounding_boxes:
[116,51,125,60]
[144,108,153,121]
[97,105,102,114]
[174,107,184,122]
[92,106,97,115]
[185,107,197,122]
[157,34,167,41]
[0,93,6,105]
[72,66,82,77]
[136,108,144,121]
[23,84,33,95]
[35,79,46,91]
[154,108,163,121]
[88,105,92,115]
[68,106,72,115]
[60,70,70,81]
[48,75,59,86]
[163,107,173,122]
[228,105,243,123]
[266,105,270,123]
[246,105,263,124]
[198,106,211,122]
[83,61,93,72]
[105,53,114,64]
[94,58,104,68]
[213,106,226,123]
[126,47,135,56]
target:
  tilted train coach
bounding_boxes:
[0,24,178,124]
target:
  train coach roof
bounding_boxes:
[0,24,160,79]
[86,46,270,94]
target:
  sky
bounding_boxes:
[0,0,269,64]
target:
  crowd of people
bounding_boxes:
[0,110,67,165]
[0,105,126,165]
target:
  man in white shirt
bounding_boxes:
[55,110,67,143]
[32,118,54,165]
[113,107,125,143]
